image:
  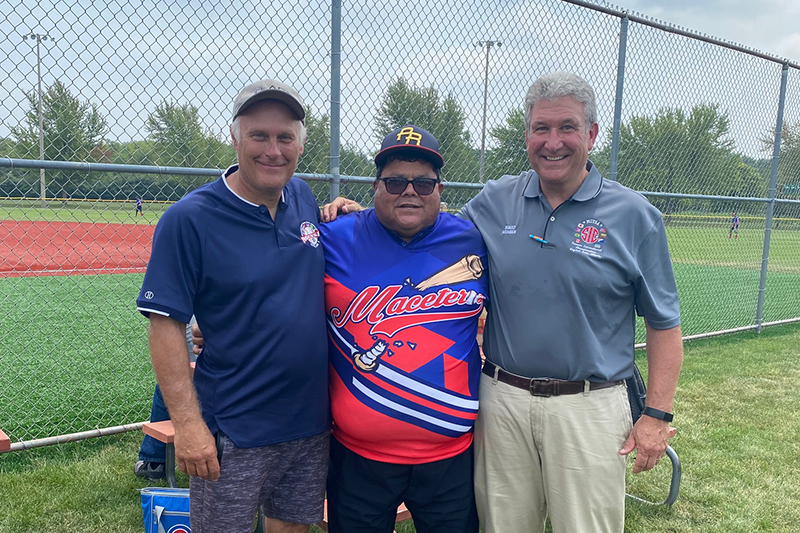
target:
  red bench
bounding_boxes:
[142,420,179,487]
[0,428,10,453]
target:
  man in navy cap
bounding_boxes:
[320,125,487,533]
[138,79,329,533]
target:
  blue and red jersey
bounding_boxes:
[321,209,488,464]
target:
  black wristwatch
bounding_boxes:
[642,406,674,422]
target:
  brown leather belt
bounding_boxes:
[482,360,623,397]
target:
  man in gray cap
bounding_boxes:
[137,79,329,532]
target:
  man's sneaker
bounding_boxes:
[134,460,166,480]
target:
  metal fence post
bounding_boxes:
[608,15,628,182]
[755,63,789,332]
[329,0,342,201]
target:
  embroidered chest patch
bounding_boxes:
[299,221,320,248]
[569,218,607,258]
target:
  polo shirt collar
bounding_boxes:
[221,164,287,207]
[522,160,603,202]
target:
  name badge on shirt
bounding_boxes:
[501,225,517,235]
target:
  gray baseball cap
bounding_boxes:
[231,79,305,123]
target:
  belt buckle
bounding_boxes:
[529,378,552,397]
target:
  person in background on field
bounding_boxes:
[135,196,144,217]
[729,212,740,239]
[137,79,329,533]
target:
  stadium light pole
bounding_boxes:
[476,40,500,183]
[26,33,53,208]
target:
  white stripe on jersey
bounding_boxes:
[351,377,473,433]
[328,319,478,412]
[375,365,478,411]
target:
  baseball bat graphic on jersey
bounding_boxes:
[409,255,484,291]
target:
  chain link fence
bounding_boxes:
[1,0,799,446]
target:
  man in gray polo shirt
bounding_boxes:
[462,72,682,532]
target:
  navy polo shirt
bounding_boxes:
[463,162,680,382]
[137,166,329,448]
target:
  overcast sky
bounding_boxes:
[604,0,800,63]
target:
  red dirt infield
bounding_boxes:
[1,220,154,278]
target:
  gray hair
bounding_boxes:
[523,72,597,132]
[230,113,307,145]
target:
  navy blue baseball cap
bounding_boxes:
[375,125,445,169]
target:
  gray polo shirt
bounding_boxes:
[462,162,680,382]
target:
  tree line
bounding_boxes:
[2,79,799,211]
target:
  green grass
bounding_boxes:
[666,225,800,274]
[0,274,153,440]
[655,263,800,340]
[0,199,168,224]
[0,433,154,533]
[1,323,799,532]
[2,221,800,438]
[625,324,800,532]
[623,224,800,342]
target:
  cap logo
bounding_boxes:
[396,127,423,146]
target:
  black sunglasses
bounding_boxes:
[377,177,440,195]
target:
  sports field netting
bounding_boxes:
[2,205,800,443]
[2,0,800,446]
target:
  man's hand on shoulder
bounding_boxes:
[320,197,363,222]
[620,415,677,473]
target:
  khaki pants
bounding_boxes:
[474,373,632,533]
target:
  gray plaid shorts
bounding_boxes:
[190,430,329,532]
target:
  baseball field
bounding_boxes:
[2,203,800,441]
[2,202,800,531]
